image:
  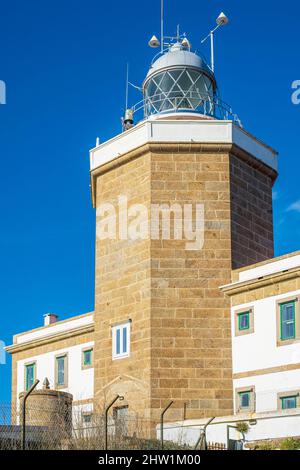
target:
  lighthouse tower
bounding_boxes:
[89,23,277,429]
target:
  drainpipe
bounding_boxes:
[160,401,174,450]
[21,379,40,450]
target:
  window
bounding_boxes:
[280,301,296,340]
[278,391,300,410]
[114,406,129,436]
[235,387,255,413]
[238,312,250,331]
[112,321,131,360]
[277,297,299,346]
[55,354,68,388]
[235,308,254,336]
[82,348,93,369]
[239,391,250,408]
[82,413,92,424]
[281,396,297,410]
[25,363,36,391]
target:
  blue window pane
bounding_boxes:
[281,396,297,409]
[116,329,121,355]
[282,303,294,321]
[238,312,249,330]
[26,364,35,390]
[84,350,92,366]
[57,357,65,385]
[239,392,250,408]
[123,327,127,353]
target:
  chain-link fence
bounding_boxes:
[0,402,192,450]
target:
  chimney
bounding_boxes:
[43,313,58,326]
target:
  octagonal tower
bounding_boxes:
[90,25,277,432]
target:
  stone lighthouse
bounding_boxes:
[89,23,277,429]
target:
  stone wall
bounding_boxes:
[149,147,233,421]
[230,154,274,269]
[92,142,277,426]
[94,152,152,418]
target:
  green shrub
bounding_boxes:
[236,422,250,435]
[256,442,276,450]
[280,438,300,450]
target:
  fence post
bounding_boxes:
[104,395,124,450]
[21,379,39,450]
[194,416,215,450]
[160,401,174,450]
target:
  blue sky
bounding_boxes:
[0,0,299,402]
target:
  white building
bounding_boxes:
[162,252,300,447]
[6,312,95,423]
[224,252,300,417]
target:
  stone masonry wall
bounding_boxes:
[94,153,152,418]
[93,143,276,425]
[150,148,233,422]
[230,154,274,269]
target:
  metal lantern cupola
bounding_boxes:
[143,34,217,117]
[124,7,241,129]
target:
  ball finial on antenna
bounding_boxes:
[181,38,191,49]
[148,35,161,48]
[216,12,229,26]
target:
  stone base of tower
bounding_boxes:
[90,117,277,431]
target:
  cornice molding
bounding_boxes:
[5,325,94,354]
[90,141,277,208]
[221,267,300,297]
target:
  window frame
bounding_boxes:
[280,301,296,341]
[112,321,131,360]
[281,396,297,410]
[277,390,300,410]
[82,347,93,370]
[55,353,68,389]
[276,296,300,346]
[239,391,250,408]
[234,307,254,336]
[82,412,93,424]
[113,405,129,436]
[235,386,255,413]
[238,312,250,331]
[24,361,36,392]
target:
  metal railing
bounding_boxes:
[131,91,242,127]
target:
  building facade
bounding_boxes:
[164,252,300,446]
[6,313,95,421]
[222,251,300,416]
[90,117,277,426]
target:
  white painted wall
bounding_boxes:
[16,314,93,344]
[90,116,277,172]
[16,341,94,405]
[231,289,300,375]
[231,282,300,416]
[234,369,300,413]
[238,254,300,282]
[160,412,300,447]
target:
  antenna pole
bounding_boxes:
[161,0,164,52]
[125,63,129,109]
[210,31,214,73]
[201,25,219,73]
